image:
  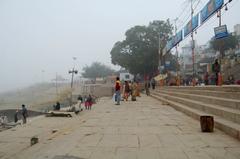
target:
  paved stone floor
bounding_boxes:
[1,95,240,159]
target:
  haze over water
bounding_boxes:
[0,0,239,92]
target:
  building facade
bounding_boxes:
[234,24,240,36]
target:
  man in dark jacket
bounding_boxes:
[21,104,28,124]
[213,59,220,85]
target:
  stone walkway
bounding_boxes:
[0,95,240,159]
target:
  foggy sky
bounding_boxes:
[0,0,239,92]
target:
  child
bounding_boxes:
[77,95,83,111]
[84,95,88,110]
[87,94,93,110]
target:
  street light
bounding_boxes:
[69,57,78,106]
[69,68,78,106]
[69,69,78,89]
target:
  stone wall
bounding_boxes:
[76,84,114,97]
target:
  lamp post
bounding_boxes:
[69,57,78,106]
[190,0,196,86]
[173,18,181,86]
[69,68,78,89]
[69,68,78,106]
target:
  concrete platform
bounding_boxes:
[0,96,240,159]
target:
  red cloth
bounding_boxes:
[115,81,121,91]
[236,80,240,85]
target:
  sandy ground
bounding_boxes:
[0,83,72,111]
[0,95,240,159]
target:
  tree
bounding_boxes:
[110,20,173,76]
[210,34,238,57]
[81,62,115,80]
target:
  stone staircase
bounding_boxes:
[151,86,240,140]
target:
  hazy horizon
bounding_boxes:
[1,0,240,93]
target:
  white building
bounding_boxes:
[234,24,240,36]
[180,41,202,67]
[180,41,210,76]
[119,72,134,82]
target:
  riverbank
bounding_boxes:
[1,96,240,159]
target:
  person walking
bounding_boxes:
[115,77,121,105]
[204,72,209,85]
[83,95,88,110]
[87,94,93,110]
[212,59,220,85]
[21,104,28,124]
[123,81,130,101]
[151,78,156,90]
[145,81,150,96]
[128,81,132,98]
[131,81,137,101]
[77,95,83,111]
[136,82,141,97]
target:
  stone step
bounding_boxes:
[159,88,240,100]
[159,86,240,92]
[150,93,240,140]
[152,91,240,124]
[156,89,240,111]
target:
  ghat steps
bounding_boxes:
[151,86,240,140]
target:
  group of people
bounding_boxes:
[203,59,221,85]
[122,80,139,102]
[182,59,221,86]
[11,95,95,125]
[202,59,239,86]
[114,77,145,105]
[52,94,94,114]
[77,94,94,110]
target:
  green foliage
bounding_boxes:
[110,20,173,76]
[81,62,115,79]
[210,34,238,56]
